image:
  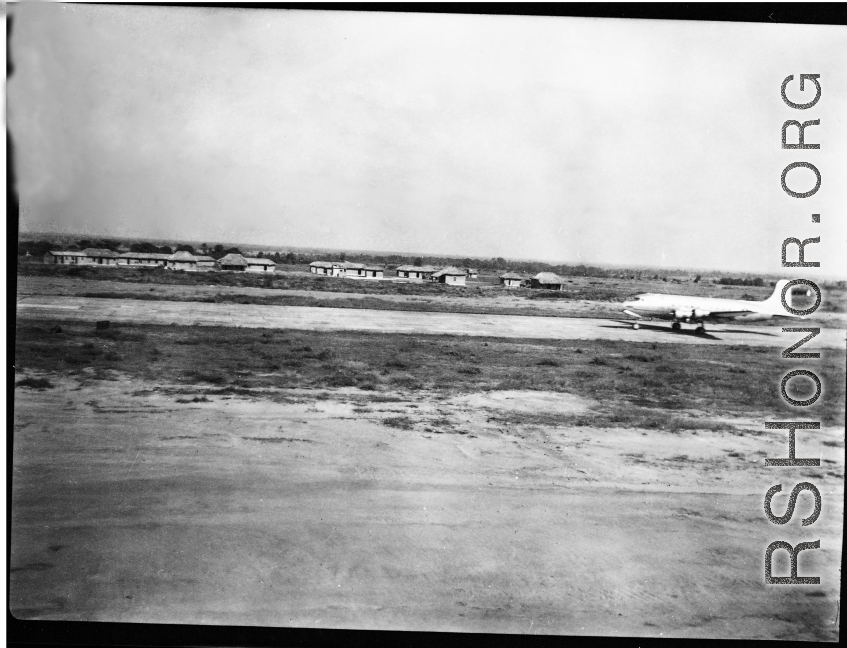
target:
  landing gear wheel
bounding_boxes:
[671,322,681,331]
[632,323,640,330]
[695,326,706,335]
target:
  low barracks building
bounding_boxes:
[310,261,384,278]
[117,252,170,267]
[432,267,467,286]
[82,249,120,265]
[44,248,120,265]
[339,261,366,277]
[42,248,271,273]
[499,272,523,288]
[341,262,386,279]
[245,257,276,273]
[215,253,275,272]
[396,265,436,280]
[44,251,88,265]
[310,261,345,276]
[194,255,216,270]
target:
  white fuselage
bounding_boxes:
[623,293,776,322]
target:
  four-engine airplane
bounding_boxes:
[621,279,802,334]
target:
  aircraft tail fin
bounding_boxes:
[761,279,794,313]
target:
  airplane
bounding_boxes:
[621,279,802,334]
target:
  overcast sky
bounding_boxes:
[9,6,846,276]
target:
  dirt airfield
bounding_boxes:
[11,271,845,640]
[16,294,847,350]
[15,273,847,328]
[11,372,843,639]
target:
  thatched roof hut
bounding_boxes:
[531,272,566,290]
[218,253,248,270]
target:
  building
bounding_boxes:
[339,261,366,277]
[432,267,467,286]
[44,249,119,265]
[218,253,249,272]
[117,252,170,267]
[396,265,436,280]
[466,268,479,279]
[245,257,276,273]
[309,261,345,276]
[530,272,566,290]
[166,251,198,271]
[338,262,385,279]
[44,251,88,265]
[81,248,120,265]
[194,255,216,270]
[499,272,523,288]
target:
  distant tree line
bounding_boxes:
[16,239,56,257]
[17,239,244,260]
[321,251,617,277]
[16,238,789,288]
[715,277,765,287]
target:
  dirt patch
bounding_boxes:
[9,375,843,639]
[241,436,315,444]
[450,390,593,415]
[13,321,847,426]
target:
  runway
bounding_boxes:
[16,295,847,349]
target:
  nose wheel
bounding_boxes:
[671,322,681,331]
[632,323,640,330]
[695,325,707,335]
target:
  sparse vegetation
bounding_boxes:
[625,354,655,363]
[16,377,55,390]
[13,322,846,425]
[717,277,765,287]
[241,436,314,443]
[175,396,211,403]
[17,260,847,324]
[383,416,414,430]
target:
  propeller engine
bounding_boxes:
[673,307,709,321]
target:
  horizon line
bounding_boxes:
[17,230,846,281]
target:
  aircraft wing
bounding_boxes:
[699,309,756,320]
[702,309,802,320]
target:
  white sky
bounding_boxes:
[9,6,847,276]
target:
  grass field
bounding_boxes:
[22,260,847,306]
[14,320,845,426]
[11,318,844,638]
[12,264,846,638]
[17,263,847,326]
